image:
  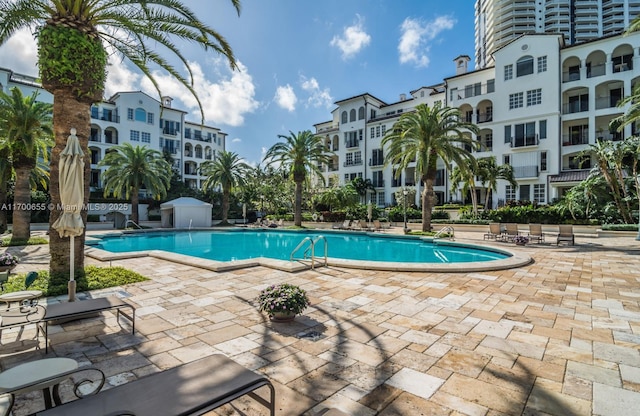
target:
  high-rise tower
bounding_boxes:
[475,0,640,68]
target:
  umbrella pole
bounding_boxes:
[68,235,76,302]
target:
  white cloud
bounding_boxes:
[274,84,297,112]
[300,76,332,109]
[330,15,371,60]
[398,16,455,68]
[231,137,242,143]
[0,28,39,76]
[137,59,259,126]
[104,61,142,97]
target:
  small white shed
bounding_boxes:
[160,197,212,228]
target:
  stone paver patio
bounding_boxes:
[2,229,640,415]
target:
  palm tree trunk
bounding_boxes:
[222,188,230,222]
[131,187,140,224]
[422,177,435,232]
[49,92,90,277]
[0,183,8,234]
[294,180,303,227]
[11,164,32,241]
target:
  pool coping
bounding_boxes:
[85,230,532,273]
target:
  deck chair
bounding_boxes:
[0,271,8,292]
[372,220,384,231]
[484,223,502,240]
[0,304,46,345]
[557,224,575,245]
[504,223,520,242]
[528,224,545,244]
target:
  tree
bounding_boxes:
[200,151,251,225]
[0,147,11,233]
[449,163,480,216]
[99,144,171,224]
[347,177,376,204]
[476,156,517,209]
[382,103,479,231]
[0,0,240,275]
[0,88,52,241]
[263,130,333,227]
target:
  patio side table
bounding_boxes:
[0,290,43,309]
[0,358,78,410]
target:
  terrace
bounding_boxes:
[2,229,640,415]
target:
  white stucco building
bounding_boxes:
[314,29,640,209]
[0,70,226,193]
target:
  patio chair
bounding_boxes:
[484,223,502,241]
[528,224,545,244]
[504,223,520,242]
[372,219,384,231]
[557,224,575,245]
[0,304,46,345]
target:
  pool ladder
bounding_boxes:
[290,236,328,269]
[433,226,455,242]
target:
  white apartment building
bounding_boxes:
[475,0,640,68]
[314,29,640,209]
[0,68,226,193]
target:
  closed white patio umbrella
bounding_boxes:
[51,128,85,301]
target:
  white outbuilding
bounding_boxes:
[160,197,212,228]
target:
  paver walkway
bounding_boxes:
[2,230,640,415]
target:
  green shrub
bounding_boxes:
[1,236,48,246]
[601,223,639,231]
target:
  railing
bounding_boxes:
[433,226,455,242]
[125,220,145,232]
[290,236,327,269]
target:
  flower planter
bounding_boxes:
[270,311,296,322]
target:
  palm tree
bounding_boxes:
[476,156,517,209]
[449,163,480,216]
[99,143,171,224]
[0,147,11,233]
[264,130,333,227]
[0,88,53,241]
[347,177,376,204]
[0,0,240,275]
[382,103,479,231]
[200,151,251,225]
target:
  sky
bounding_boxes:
[0,0,476,166]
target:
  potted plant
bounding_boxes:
[513,235,529,246]
[0,252,19,272]
[257,283,309,322]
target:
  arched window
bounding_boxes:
[341,111,347,124]
[135,107,146,122]
[349,109,356,122]
[516,56,534,77]
[358,106,365,120]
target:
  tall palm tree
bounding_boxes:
[382,103,479,232]
[476,156,517,209]
[200,151,251,225]
[99,143,171,224]
[264,130,333,227]
[347,177,376,204]
[0,0,240,275]
[450,163,480,216]
[0,88,53,241]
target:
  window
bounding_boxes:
[504,125,512,144]
[370,127,375,138]
[130,130,140,141]
[371,148,384,166]
[540,151,548,171]
[341,111,347,124]
[346,153,353,166]
[505,185,516,201]
[569,155,590,169]
[435,169,445,186]
[358,106,365,120]
[344,174,349,182]
[354,151,362,165]
[533,184,545,203]
[370,109,376,119]
[349,109,356,122]
[516,56,534,77]
[184,128,191,139]
[487,79,495,93]
[376,126,380,137]
[381,125,386,136]
[135,108,146,122]
[509,92,523,109]
[514,122,536,147]
[450,88,458,101]
[91,106,99,118]
[358,129,363,141]
[537,56,547,73]
[372,171,383,187]
[504,64,513,81]
[539,120,547,139]
[377,192,385,206]
[526,89,542,106]
[147,112,154,125]
[127,108,134,120]
[141,132,151,143]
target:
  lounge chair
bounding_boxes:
[504,223,520,242]
[484,223,502,240]
[528,224,545,244]
[0,304,46,344]
[35,354,275,416]
[372,219,384,231]
[557,224,575,245]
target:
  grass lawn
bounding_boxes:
[3,266,148,297]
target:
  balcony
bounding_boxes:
[510,135,539,148]
[477,113,493,123]
[372,180,385,188]
[595,95,621,110]
[563,134,589,146]
[343,160,363,167]
[344,140,359,149]
[562,71,580,83]
[369,158,384,167]
[563,101,589,114]
[586,64,606,79]
[162,128,179,136]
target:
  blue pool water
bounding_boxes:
[93,230,510,264]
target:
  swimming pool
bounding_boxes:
[88,229,531,272]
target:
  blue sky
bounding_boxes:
[0,0,475,166]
